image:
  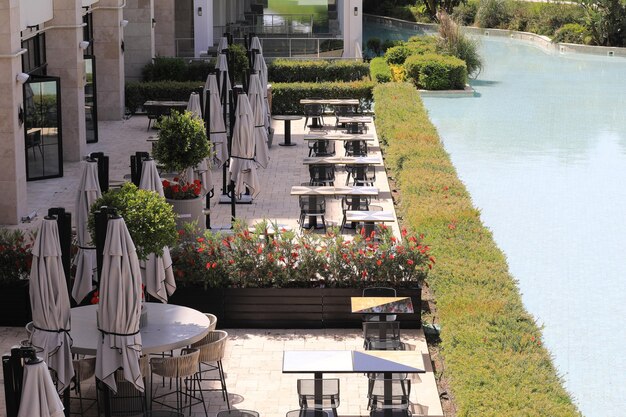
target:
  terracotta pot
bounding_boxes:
[166,196,204,231]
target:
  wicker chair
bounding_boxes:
[297,378,340,417]
[150,348,207,417]
[191,330,230,410]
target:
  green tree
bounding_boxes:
[577,0,626,46]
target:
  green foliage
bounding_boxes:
[267,59,370,83]
[366,37,383,56]
[142,57,215,82]
[153,110,211,182]
[476,0,512,28]
[422,0,467,20]
[437,11,483,77]
[385,45,413,65]
[381,39,404,53]
[228,43,250,83]
[172,220,433,289]
[270,80,374,114]
[88,183,178,261]
[370,57,393,83]
[125,81,203,114]
[507,2,585,36]
[404,53,467,89]
[553,23,592,44]
[0,228,33,285]
[577,0,626,46]
[373,82,580,416]
[406,35,439,54]
[452,1,479,25]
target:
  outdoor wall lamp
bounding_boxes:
[198,7,202,16]
[18,106,24,126]
[16,72,29,85]
[354,6,358,16]
[79,40,90,50]
[120,19,129,27]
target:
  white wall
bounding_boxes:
[20,0,53,30]
[341,0,362,58]
[194,0,213,56]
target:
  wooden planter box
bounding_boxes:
[0,282,32,327]
[169,285,422,329]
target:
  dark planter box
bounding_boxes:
[0,282,32,327]
[169,285,421,329]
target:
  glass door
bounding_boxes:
[84,55,98,143]
[23,75,63,181]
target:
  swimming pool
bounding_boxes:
[366,24,626,417]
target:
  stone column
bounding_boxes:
[154,0,175,56]
[0,0,27,224]
[124,0,155,81]
[46,0,86,161]
[92,0,125,120]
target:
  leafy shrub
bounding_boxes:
[228,43,250,83]
[437,11,483,77]
[476,0,512,28]
[381,39,403,53]
[88,183,178,261]
[390,65,407,82]
[0,228,33,285]
[366,37,383,56]
[125,81,204,114]
[384,45,412,65]
[404,53,467,90]
[270,80,374,114]
[370,57,392,82]
[452,1,479,25]
[142,57,215,82]
[553,23,592,44]
[267,59,370,83]
[507,2,585,36]
[406,35,438,55]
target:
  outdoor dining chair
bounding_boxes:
[362,287,397,322]
[297,378,340,417]
[299,195,327,232]
[362,321,404,351]
[304,103,325,128]
[340,196,370,233]
[309,140,336,157]
[286,409,333,417]
[344,140,368,157]
[334,104,356,128]
[309,164,335,186]
[346,165,376,187]
[191,330,230,410]
[367,373,410,410]
[367,378,412,411]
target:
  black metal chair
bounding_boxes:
[340,196,370,233]
[334,104,355,128]
[345,140,368,157]
[299,195,327,232]
[309,140,336,157]
[304,103,325,128]
[309,164,335,186]
[346,165,376,186]
[362,321,404,351]
[297,378,340,417]
[368,377,411,411]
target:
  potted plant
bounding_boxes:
[88,183,178,261]
[0,228,34,326]
[152,110,212,230]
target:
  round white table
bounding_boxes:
[70,303,211,355]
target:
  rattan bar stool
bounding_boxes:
[191,330,230,410]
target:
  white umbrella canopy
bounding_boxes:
[17,360,65,417]
[251,36,263,55]
[95,217,144,393]
[186,92,202,119]
[73,160,102,303]
[229,93,260,197]
[216,53,232,102]
[186,92,215,193]
[217,36,228,53]
[29,217,74,393]
[204,73,229,168]
[253,53,271,130]
[248,72,270,168]
[138,160,176,303]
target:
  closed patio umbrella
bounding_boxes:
[253,50,271,131]
[186,92,202,119]
[248,72,270,168]
[204,73,228,168]
[217,36,228,54]
[186,93,214,194]
[138,159,176,303]
[251,35,263,55]
[17,360,65,417]
[229,93,260,197]
[216,53,232,102]
[29,217,74,393]
[95,216,143,393]
[73,160,102,303]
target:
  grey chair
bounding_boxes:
[362,321,404,351]
[309,164,335,186]
[367,378,411,411]
[346,165,376,186]
[297,378,340,417]
[299,195,327,232]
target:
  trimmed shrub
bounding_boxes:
[370,57,392,83]
[142,57,215,82]
[267,59,370,83]
[406,36,438,55]
[476,0,512,28]
[404,53,467,90]
[553,23,592,45]
[381,39,403,53]
[366,37,383,57]
[125,81,204,113]
[270,80,374,114]
[384,45,412,65]
[373,82,580,417]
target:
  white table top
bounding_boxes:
[283,350,425,374]
[290,186,379,197]
[303,156,383,166]
[300,99,359,105]
[345,210,395,222]
[70,303,211,355]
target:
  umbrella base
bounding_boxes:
[218,194,253,204]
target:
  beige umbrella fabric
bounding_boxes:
[216,53,232,102]
[72,160,102,303]
[186,92,202,119]
[248,72,270,168]
[17,360,65,417]
[251,36,263,54]
[185,96,214,195]
[204,73,229,168]
[138,159,176,303]
[217,36,228,53]
[229,93,260,197]
[95,217,144,393]
[29,217,74,393]
[253,51,271,131]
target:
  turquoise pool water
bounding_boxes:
[365,25,626,417]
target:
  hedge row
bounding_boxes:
[370,57,392,83]
[270,80,375,114]
[374,83,579,416]
[404,53,467,90]
[267,59,370,83]
[142,57,215,82]
[125,81,204,114]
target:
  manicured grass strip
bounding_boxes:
[374,83,580,417]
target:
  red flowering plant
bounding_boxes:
[162,178,202,200]
[0,228,34,286]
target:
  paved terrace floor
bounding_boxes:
[1,114,443,416]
